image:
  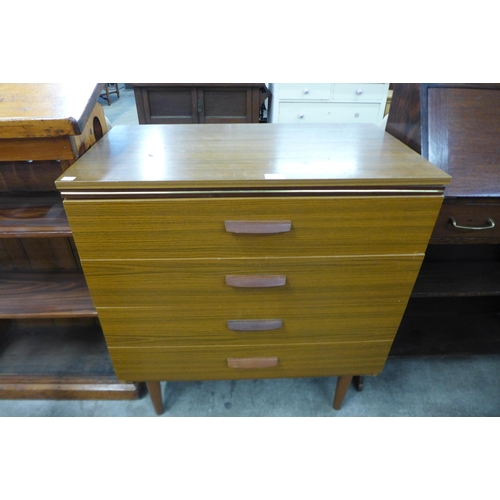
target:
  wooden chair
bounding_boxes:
[100,83,120,105]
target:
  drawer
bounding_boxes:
[108,340,393,381]
[278,103,382,124]
[430,199,500,243]
[333,84,387,102]
[64,196,444,260]
[82,255,424,308]
[97,297,408,347]
[276,83,332,101]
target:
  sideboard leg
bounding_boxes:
[353,375,365,391]
[333,375,353,410]
[146,381,164,415]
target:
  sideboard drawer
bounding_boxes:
[276,83,332,101]
[83,256,424,308]
[64,196,443,260]
[430,199,500,243]
[108,341,393,381]
[333,84,388,102]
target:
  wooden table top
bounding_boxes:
[0,83,103,139]
[56,123,451,192]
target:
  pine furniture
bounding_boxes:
[0,83,142,400]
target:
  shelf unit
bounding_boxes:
[0,83,143,399]
[387,83,500,358]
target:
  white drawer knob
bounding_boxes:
[298,113,304,119]
[356,89,363,95]
[354,113,360,118]
[303,88,309,94]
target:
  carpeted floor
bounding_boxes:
[2,85,499,417]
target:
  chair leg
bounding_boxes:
[146,381,164,415]
[333,375,353,410]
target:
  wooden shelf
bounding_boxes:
[412,261,500,298]
[0,192,71,237]
[0,321,143,399]
[0,271,97,318]
[391,296,500,357]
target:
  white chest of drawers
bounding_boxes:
[268,83,389,126]
[56,123,449,414]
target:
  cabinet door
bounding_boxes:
[198,87,254,123]
[136,87,198,124]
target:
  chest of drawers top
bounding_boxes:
[55,123,450,193]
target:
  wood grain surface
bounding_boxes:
[96,300,409,347]
[0,193,71,237]
[63,196,444,259]
[0,271,96,318]
[55,124,451,191]
[81,255,424,308]
[0,83,104,139]
[108,341,392,381]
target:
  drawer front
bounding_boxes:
[83,256,424,308]
[276,83,332,101]
[430,199,500,243]
[64,196,444,260]
[97,298,408,347]
[278,103,381,124]
[108,341,393,381]
[333,84,387,102]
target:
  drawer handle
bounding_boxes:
[227,319,283,331]
[225,220,291,234]
[225,275,286,287]
[356,88,363,95]
[227,357,279,369]
[449,217,495,231]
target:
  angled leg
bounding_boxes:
[333,375,353,410]
[146,381,164,415]
[353,376,365,391]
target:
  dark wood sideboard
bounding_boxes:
[132,83,270,124]
[387,83,500,357]
[0,83,143,400]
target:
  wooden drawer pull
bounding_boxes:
[227,319,283,331]
[225,275,286,287]
[225,220,291,234]
[227,357,279,369]
[449,217,495,231]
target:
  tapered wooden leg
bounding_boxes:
[146,381,163,415]
[333,375,353,410]
[353,375,365,391]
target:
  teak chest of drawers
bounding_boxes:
[56,123,450,414]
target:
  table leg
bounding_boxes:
[333,375,353,410]
[146,381,164,415]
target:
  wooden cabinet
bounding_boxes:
[386,83,500,356]
[132,83,269,124]
[56,123,449,413]
[0,83,142,400]
[268,83,389,126]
